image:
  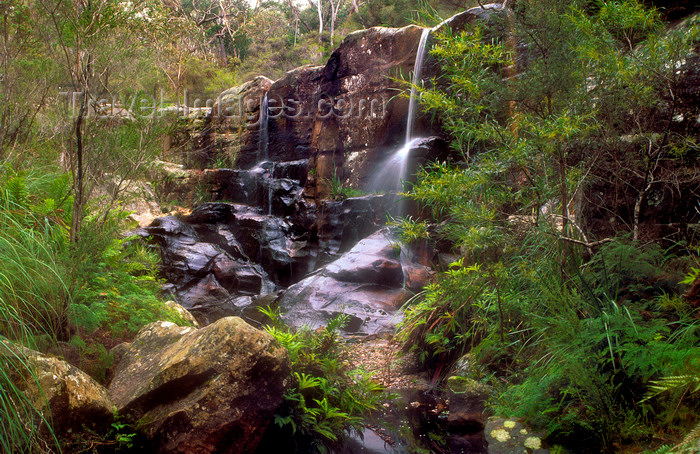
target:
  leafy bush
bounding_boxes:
[397,1,700,449]
[260,308,384,452]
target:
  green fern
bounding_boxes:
[260,308,384,451]
[5,175,29,208]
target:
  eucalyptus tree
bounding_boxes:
[38,0,168,242]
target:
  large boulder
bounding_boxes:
[109,318,290,454]
[278,228,433,335]
[0,340,114,440]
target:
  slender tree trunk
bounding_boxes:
[330,7,335,43]
[558,148,571,272]
[70,88,87,244]
[70,53,91,244]
[559,150,568,234]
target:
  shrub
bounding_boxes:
[259,308,384,452]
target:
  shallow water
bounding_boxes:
[339,389,487,454]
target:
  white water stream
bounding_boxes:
[370,27,431,195]
[258,93,269,162]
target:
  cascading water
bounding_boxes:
[369,27,430,196]
[405,27,430,144]
[268,162,275,216]
[258,93,269,162]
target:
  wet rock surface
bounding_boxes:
[134,214,275,325]
[138,173,395,324]
[195,76,274,170]
[109,318,290,454]
[277,228,432,335]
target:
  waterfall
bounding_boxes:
[405,27,430,144]
[258,93,269,162]
[369,27,430,195]
[268,162,275,216]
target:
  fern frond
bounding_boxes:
[669,420,700,453]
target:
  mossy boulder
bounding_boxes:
[108,317,291,453]
[1,340,114,439]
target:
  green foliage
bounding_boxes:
[0,340,60,453]
[398,260,489,365]
[260,307,383,452]
[389,216,429,245]
[0,164,188,338]
[0,164,187,449]
[398,0,700,450]
[327,173,365,201]
[106,418,137,451]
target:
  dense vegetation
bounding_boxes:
[1,0,698,452]
[397,0,700,452]
[259,309,383,453]
[0,0,465,450]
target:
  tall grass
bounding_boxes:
[0,163,187,451]
[0,168,66,451]
[0,339,60,453]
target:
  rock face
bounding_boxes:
[1,340,114,439]
[166,5,509,208]
[196,76,275,170]
[278,228,432,335]
[109,318,290,454]
[135,214,275,325]
[138,176,396,323]
[191,24,432,192]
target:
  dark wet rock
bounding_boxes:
[316,194,396,261]
[271,159,309,182]
[446,376,490,431]
[135,215,274,325]
[266,66,325,164]
[194,76,274,169]
[277,228,432,335]
[109,318,290,454]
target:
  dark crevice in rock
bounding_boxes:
[128,368,219,416]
